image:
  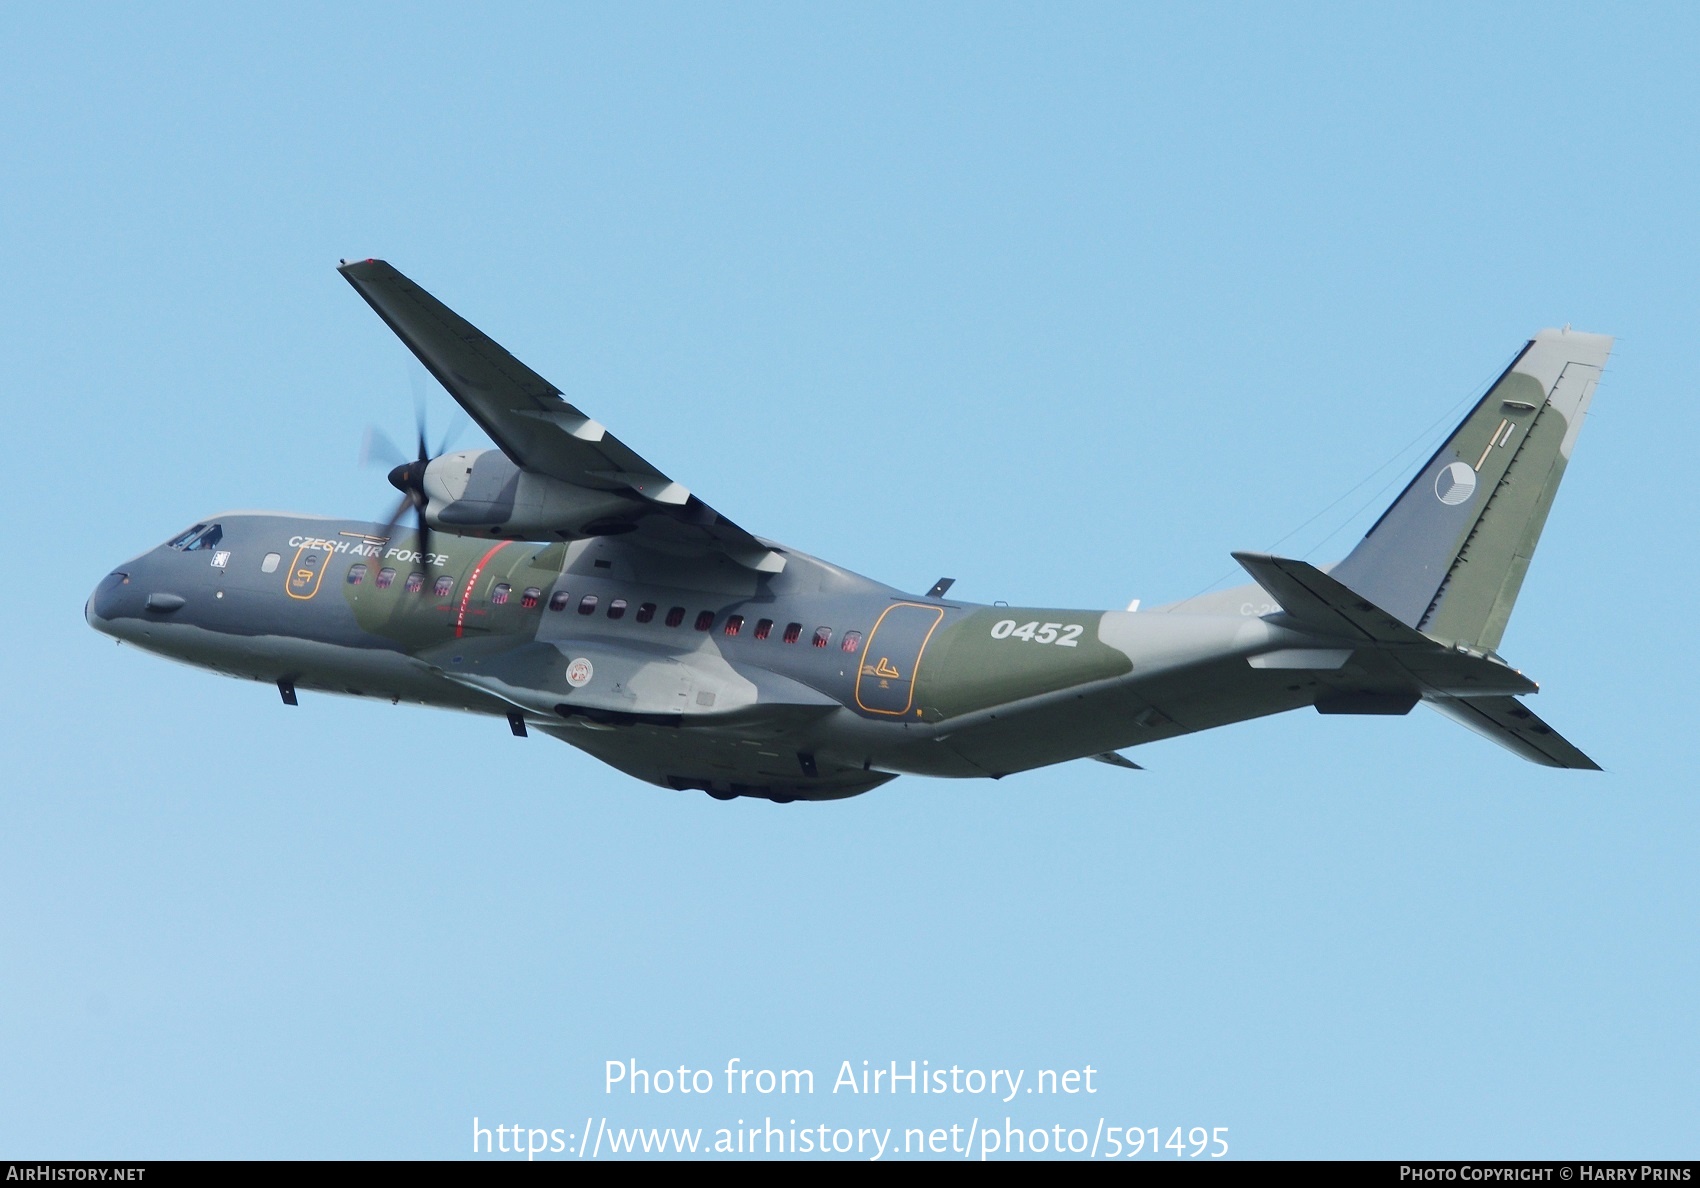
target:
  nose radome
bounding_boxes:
[86,570,135,633]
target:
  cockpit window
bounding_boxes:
[167,523,223,552]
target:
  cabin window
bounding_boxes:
[608,598,628,620]
[694,610,714,632]
[783,622,802,644]
[520,587,541,609]
[754,618,773,640]
[578,595,598,615]
[490,582,511,605]
[346,564,368,586]
[261,552,281,574]
[812,627,832,649]
[665,606,686,627]
[549,590,570,612]
[433,575,455,597]
[841,630,862,653]
[723,614,744,637]
[404,572,425,593]
[376,567,396,589]
[635,602,656,623]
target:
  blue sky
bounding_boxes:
[3,3,1696,1159]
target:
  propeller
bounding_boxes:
[377,424,434,572]
[362,388,464,575]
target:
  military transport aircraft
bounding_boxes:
[86,261,1611,800]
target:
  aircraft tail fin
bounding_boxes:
[1329,329,1612,652]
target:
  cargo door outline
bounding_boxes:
[855,602,945,716]
[285,543,331,601]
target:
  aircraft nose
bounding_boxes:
[86,569,138,633]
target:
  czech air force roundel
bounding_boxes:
[1434,461,1477,506]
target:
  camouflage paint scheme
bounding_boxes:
[86,262,1613,800]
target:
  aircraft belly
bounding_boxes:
[923,650,1378,776]
[539,716,895,801]
[424,636,705,719]
[931,684,1154,777]
[113,621,506,712]
[1126,660,1323,737]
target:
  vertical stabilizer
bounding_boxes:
[1330,329,1611,651]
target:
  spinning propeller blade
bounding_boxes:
[368,403,447,569]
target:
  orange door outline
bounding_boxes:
[285,543,331,600]
[854,602,945,716]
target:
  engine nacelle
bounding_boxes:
[421,449,644,540]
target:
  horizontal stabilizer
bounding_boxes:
[1427,696,1601,770]
[1232,552,1431,645]
[1236,552,1541,699]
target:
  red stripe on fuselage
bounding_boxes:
[455,541,513,638]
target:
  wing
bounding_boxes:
[338,259,784,572]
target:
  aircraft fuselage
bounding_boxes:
[87,511,1323,799]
